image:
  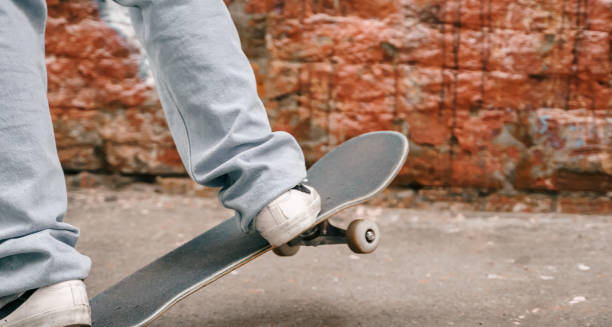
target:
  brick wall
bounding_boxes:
[47,0,611,194]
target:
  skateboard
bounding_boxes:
[90,131,409,326]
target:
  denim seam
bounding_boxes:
[160,77,195,178]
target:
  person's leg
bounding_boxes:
[113,0,311,233]
[0,0,90,304]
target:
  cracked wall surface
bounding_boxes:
[46,0,611,193]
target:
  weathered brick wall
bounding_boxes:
[47,0,611,194]
[47,0,180,173]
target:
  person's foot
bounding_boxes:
[0,280,91,327]
[255,183,321,247]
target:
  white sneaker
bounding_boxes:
[0,280,91,327]
[255,183,321,247]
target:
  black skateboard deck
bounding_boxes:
[90,131,409,326]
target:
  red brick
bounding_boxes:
[46,17,133,59]
[46,54,151,109]
[398,65,443,112]
[397,144,452,187]
[43,0,612,196]
[268,16,401,63]
[441,0,483,28]
[525,75,570,109]
[529,109,605,151]
[47,0,98,23]
[558,195,612,214]
[269,103,331,165]
[576,30,611,75]
[329,62,396,144]
[569,72,612,109]
[450,108,525,189]
[483,71,530,109]
[50,108,103,146]
[302,109,331,164]
[331,18,403,64]
[266,61,302,99]
[329,98,395,144]
[515,108,611,192]
[58,146,104,171]
[398,0,445,22]
[251,61,267,98]
[304,0,400,19]
[307,62,334,103]
[450,150,507,189]
[105,143,185,174]
[446,70,483,110]
[267,19,332,61]
[453,109,520,153]
[246,0,304,19]
[50,107,106,170]
[405,111,452,146]
[51,106,182,174]
[397,66,452,145]
[264,62,334,161]
[398,24,443,66]
[99,108,174,145]
[451,109,525,189]
[585,0,612,32]
[51,108,106,170]
[244,0,276,14]
[488,29,574,75]
[443,28,485,70]
[332,64,396,101]
[489,0,568,31]
[269,106,311,139]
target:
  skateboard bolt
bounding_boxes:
[365,229,376,243]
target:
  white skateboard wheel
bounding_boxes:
[272,243,300,257]
[346,219,380,254]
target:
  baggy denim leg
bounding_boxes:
[0,1,91,298]
[113,0,307,231]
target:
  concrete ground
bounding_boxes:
[66,185,612,327]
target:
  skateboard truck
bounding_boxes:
[273,219,381,257]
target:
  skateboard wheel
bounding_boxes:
[272,243,300,257]
[346,219,380,254]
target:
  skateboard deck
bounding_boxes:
[90,131,408,326]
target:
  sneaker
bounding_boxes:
[0,280,91,327]
[255,183,321,247]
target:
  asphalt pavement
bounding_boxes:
[66,186,612,327]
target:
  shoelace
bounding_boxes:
[0,289,36,320]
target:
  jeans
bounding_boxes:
[0,0,306,301]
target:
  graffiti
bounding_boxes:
[538,114,550,134]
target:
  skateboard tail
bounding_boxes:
[135,247,270,327]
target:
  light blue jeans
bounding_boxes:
[0,0,306,303]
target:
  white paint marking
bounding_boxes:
[569,296,586,305]
[577,263,591,271]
